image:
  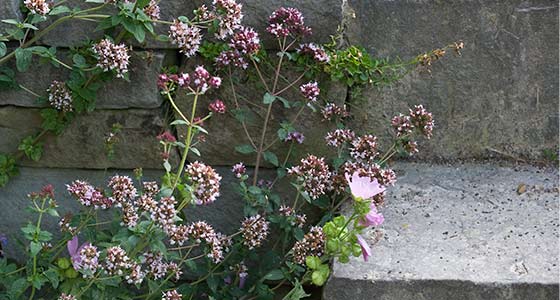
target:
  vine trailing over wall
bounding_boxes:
[0,0,463,299]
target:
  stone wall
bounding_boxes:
[0,0,558,237]
[1,0,557,172]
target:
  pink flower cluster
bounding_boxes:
[47,81,73,112]
[92,39,130,78]
[24,0,50,15]
[284,131,305,144]
[169,20,202,57]
[267,7,312,38]
[297,43,330,63]
[157,131,177,143]
[409,105,434,138]
[279,205,306,228]
[58,294,76,300]
[151,196,177,230]
[350,134,379,162]
[209,99,226,114]
[291,226,325,265]
[162,290,182,300]
[104,246,133,276]
[108,175,138,207]
[158,66,221,94]
[325,129,355,148]
[300,81,320,102]
[392,105,434,139]
[143,252,181,280]
[240,215,270,250]
[66,180,112,209]
[143,0,160,21]
[229,26,261,56]
[288,154,332,199]
[231,162,246,178]
[322,103,349,121]
[211,0,244,39]
[185,161,222,205]
[215,49,248,69]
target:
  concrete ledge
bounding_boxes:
[324,162,559,300]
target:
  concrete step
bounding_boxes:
[324,162,559,300]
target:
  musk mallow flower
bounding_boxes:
[356,234,372,262]
[345,171,385,200]
[359,202,384,227]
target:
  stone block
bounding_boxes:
[0,106,176,169]
[345,0,559,160]
[324,162,559,300]
[0,1,23,36]
[0,50,168,109]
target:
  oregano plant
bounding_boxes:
[0,0,463,299]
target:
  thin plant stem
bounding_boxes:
[228,69,257,149]
[18,84,41,98]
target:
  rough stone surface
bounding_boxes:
[37,0,342,49]
[324,162,559,300]
[176,59,347,166]
[346,0,559,160]
[0,0,22,35]
[0,50,168,109]
[0,106,177,169]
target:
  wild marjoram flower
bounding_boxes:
[58,294,77,300]
[169,20,202,57]
[92,39,130,78]
[184,161,222,205]
[143,0,161,21]
[47,81,73,112]
[24,0,50,15]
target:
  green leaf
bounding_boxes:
[37,230,53,242]
[163,160,171,172]
[30,241,42,256]
[46,208,59,217]
[282,280,310,300]
[263,151,279,166]
[263,269,284,281]
[15,48,32,72]
[21,23,38,30]
[190,147,201,156]
[43,269,60,288]
[235,144,254,154]
[0,42,7,58]
[1,19,19,25]
[305,256,321,270]
[277,96,291,108]
[72,54,86,67]
[49,5,71,15]
[311,268,329,286]
[248,186,261,195]
[18,135,43,162]
[170,119,188,126]
[263,92,276,104]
